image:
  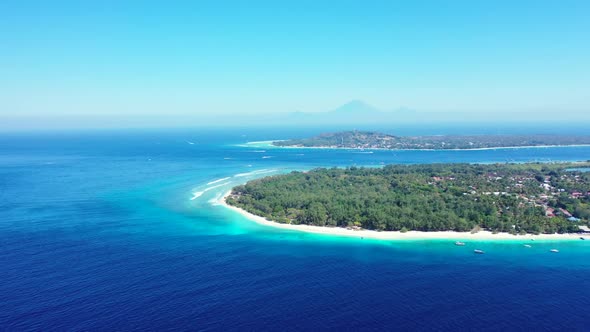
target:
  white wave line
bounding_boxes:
[234,169,276,177]
[207,177,231,185]
[190,182,231,200]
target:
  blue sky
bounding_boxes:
[1,0,589,127]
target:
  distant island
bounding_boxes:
[225,162,590,236]
[272,131,590,150]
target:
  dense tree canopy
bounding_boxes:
[227,163,590,234]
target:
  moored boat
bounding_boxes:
[455,241,465,246]
[524,244,532,248]
[550,249,559,253]
[474,249,485,254]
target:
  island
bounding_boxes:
[225,162,590,236]
[272,131,590,150]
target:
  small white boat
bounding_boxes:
[550,249,559,253]
[524,244,532,248]
[474,249,485,254]
[455,241,466,246]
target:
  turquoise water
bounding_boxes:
[567,167,590,172]
[1,128,589,331]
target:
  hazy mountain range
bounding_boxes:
[3,99,588,130]
[262,100,418,125]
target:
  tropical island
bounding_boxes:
[225,162,590,236]
[272,131,590,150]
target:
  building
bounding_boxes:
[559,208,572,217]
[545,207,555,217]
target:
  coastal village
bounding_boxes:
[274,131,590,150]
[229,163,590,235]
[429,168,590,233]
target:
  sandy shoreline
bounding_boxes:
[219,191,585,241]
[243,140,590,152]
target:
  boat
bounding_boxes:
[524,244,532,248]
[580,237,586,240]
[550,249,559,253]
[474,249,485,254]
[455,241,466,246]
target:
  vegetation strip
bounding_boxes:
[273,131,590,150]
[227,163,590,234]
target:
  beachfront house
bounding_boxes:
[559,208,573,217]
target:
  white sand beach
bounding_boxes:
[219,191,585,241]
[243,140,590,152]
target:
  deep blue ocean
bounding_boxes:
[1,126,590,331]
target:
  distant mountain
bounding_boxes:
[328,100,382,115]
[283,100,416,125]
[272,100,420,126]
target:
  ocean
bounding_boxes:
[1,127,589,331]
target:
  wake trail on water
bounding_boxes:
[207,177,231,185]
[191,182,231,200]
[195,169,279,202]
[234,169,277,177]
[208,192,224,205]
[190,192,205,200]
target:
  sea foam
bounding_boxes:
[207,177,231,185]
[234,169,276,177]
[190,182,231,200]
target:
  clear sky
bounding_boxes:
[1,0,589,128]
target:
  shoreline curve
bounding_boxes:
[218,191,585,241]
[243,140,590,152]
